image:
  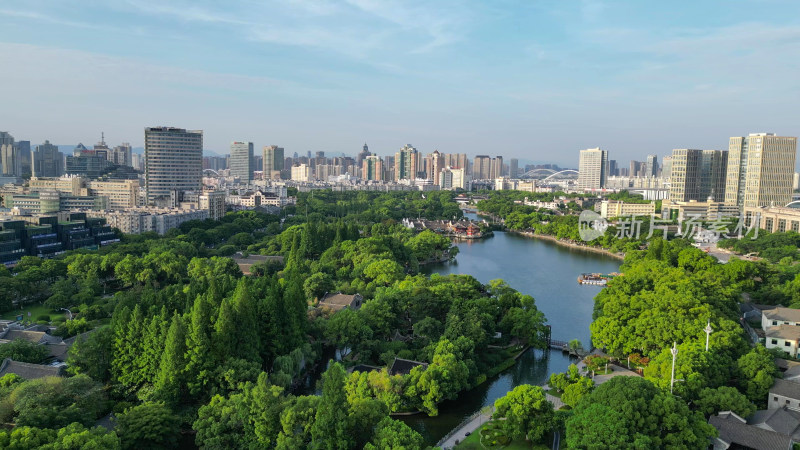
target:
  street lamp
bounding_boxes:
[704,320,713,352]
[670,342,678,394]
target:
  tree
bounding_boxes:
[562,377,593,408]
[115,402,179,450]
[566,377,715,448]
[492,385,554,442]
[194,394,255,449]
[363,417,425,450]
[407,339,470,416]
[67,326,114,382]
[151,313,187,405]
[325,308,372,359]
[0,339,48,363]
[311,363,351,449]
[0,426,56,450]
[695,386,756,418]
[736,345,780,405]
[276,396,319,450]
[9,374,108,429]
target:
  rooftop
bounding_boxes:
[771,378,800,400]
[0,358,65,380]
[709,411,792,450]
[765,307,800,324]
[388,358,428,376]
[319,292,363,308]
[749,406,800,438]
[766,324,800,341]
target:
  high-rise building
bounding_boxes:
[111,143,132,167]
[608,160,618,177]
[440,167,467,190]
[660,156,672,180]
[32,140,64,178]
[230,141,254,182]
[263,145,285,180]
[425,150,444,184]
[473,155,491,180]
[645,155,658,178]
[362,155,384,181]
[509,158,519,178]
[669,149,728,202]
[725,133,798,208]
[17,140,31,177]
[443,153,469,172]
[394,144,418,181]
[577,148,608,190]
[0,132,18,177]
[144,127,203,205]
[490,156,504,179]
[356,143,371,175]
[291,163,310,181]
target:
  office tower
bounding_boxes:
[725,133,798,208]
[131,153,144,171]
[490,156,504,179]
[111,143,132,167]
[473,155,491,180]
[669,149,728,202]
[263,145,285,180]
[660,156,672,180]
[32,140,64,177]
[440,167,467,190]
[291,163,310,181]
[394,144,418,181]
[645,155,658,178]
[230,141,254,182]
[795,173,800,191]
[577,148,608,190]
[608,160,618,177]
[16,140,31,176]
[362,155,384,181]
[509,158,519,178]
[144,126,203,205]
[66,150,112,178]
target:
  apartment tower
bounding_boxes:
[230,141,254,182]
[577,148,608,190]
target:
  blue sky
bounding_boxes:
[1,0,799,166]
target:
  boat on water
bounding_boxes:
[577,272,621,285]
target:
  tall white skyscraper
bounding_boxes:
[144,126,203,205]
[577,148,608,190]
[724,133,798,208]
[0,132,18,177]
[230,141,254,182]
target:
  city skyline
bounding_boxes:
[2,1,800,165]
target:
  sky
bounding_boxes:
[1,0,800,167]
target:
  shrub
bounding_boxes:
[36,314,51,321]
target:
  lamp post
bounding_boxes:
[704,320,713,352]
[670,342,678,394]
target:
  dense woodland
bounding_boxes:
[2,188,799,448]
[0,190,547,449]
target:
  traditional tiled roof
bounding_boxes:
[319,293,363,310]
[388,358,428,376]
[1,329,62,344]
[771,378,800,400]
[0,358,64,380]
[749,406,800,438]
[766,325,800,341]
[765,307,800,323]
[710,411,793,450]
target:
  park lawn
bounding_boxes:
[1,304,65,323]
[454,422,550,450]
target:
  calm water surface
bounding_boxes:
[404,217,621,445]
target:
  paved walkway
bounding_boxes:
[438,408,493,449]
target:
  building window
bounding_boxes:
[786,342,791,347]
[787,400,791,405]
[773,339,779,345]
[775,396,779,402]
[774,321,779,326]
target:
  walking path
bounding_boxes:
[438,408,493,449]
